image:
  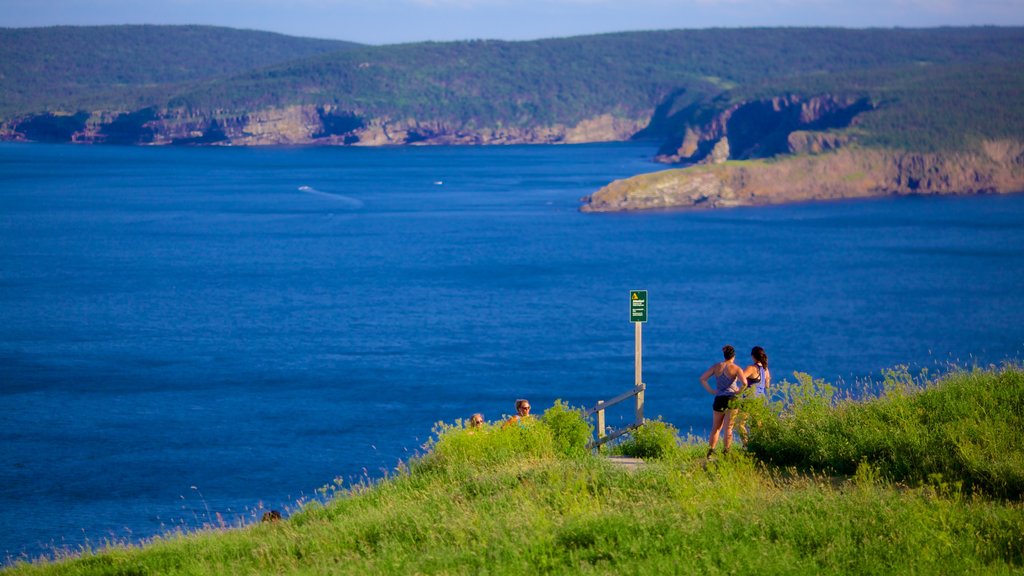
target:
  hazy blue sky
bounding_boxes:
[2,0,1023,44]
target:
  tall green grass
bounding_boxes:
[414,399,593,474]
[5,369,1023,575]
[746,367,1024,499]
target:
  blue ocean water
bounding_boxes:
[1,142,1023,562]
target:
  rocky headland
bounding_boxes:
[580,140,1024,212]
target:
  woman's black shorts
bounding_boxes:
[712,395,736,412]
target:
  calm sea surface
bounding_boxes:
[2,142,1023,561]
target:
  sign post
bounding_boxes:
[630,290,647,423]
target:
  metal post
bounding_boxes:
[635,321,642,387]
[635,322,644,424]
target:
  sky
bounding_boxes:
[2,0,1023,45]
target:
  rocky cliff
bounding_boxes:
[7,88,1022,216]
[580,140,1024,213]
[1,92,871,150]
[650,94,873,165]
[2,105,648,146]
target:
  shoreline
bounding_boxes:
[580,143,1024,213]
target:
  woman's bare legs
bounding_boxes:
[709,410,726,453]
[722,408,739,452]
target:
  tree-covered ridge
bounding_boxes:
[2,26,1023,153]
[167,39,703,127]
[645,59,1024,154]
[854,63,1024,151]
[167,27,1024,128]
[0,25,361,117]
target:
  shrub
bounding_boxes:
[610,419,681,460]
[416,417,555,474]
[541,400,593,459]
[746,371,841,466]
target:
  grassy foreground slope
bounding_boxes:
[5,369,1024,575]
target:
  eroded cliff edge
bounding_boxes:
[0,105,648,146]
[580,141,1024,212]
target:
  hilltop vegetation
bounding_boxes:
[1,26,1023,154]
[0,25,359,118]
[166,27,1024,126]
[853,63,1024,151]
[5,368,1023,575]
[644,59,1024,158]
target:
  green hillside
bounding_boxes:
[2,26,1022,153]
[169,27,1024,127]
[0,25,360,117]
[642,59,1024,155]
[851,63,1024,150]
[4,368,1022,574]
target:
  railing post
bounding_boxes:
[634,322,642,388]
[585,386,649,452]
[635,384,644,425]
[634,320,644,426]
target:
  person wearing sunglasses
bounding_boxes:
[503,399,532,427]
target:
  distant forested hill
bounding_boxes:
[1,26,1022,156]
[0,25,360,117]
[159,28,1024,144]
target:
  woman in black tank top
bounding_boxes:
[738,346,770,446]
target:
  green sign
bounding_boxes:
[630,290,647,323]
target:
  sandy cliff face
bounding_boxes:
[580,141,1024,213]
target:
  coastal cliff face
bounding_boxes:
[2,106,648,146]
[651,94,873,164]
[2,92,869,151]
[7,91,1021,214]
[580,140,1024,213]
[578,90,1024,213]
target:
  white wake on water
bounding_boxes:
[297,186,364,209]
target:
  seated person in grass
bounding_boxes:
[503,399,532,427]
[468,413,484,429]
